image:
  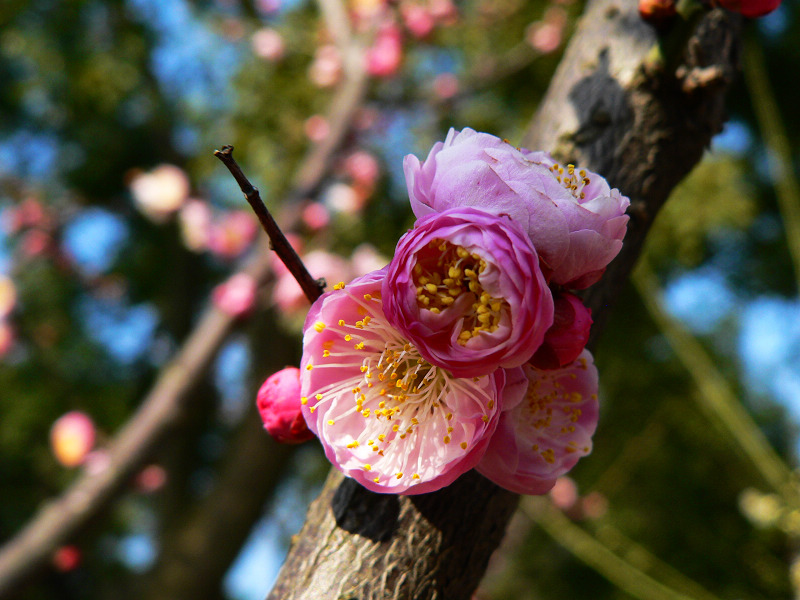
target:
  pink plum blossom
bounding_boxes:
[366,24,403,78]
[0,321,14,358]
[257,367,314,444]
[404,128,629,288]
[529,292,592,370]
[524,149,630,288]
[383,207,553,377]
[301,202,331,231]
[252,27,285,61]
[207,211,258,259]
[272,250,352,314]
[178,199,212,252]
[402,3,436,38]
[129,165,190,223]
[300,269,524,494]
[304,115,330,142]
[343,151,381,189]
[476,350,599,495]
[309,44,342,88]
[50,411,96,468]
[213,273,258,317]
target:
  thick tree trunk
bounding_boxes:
[266,1,740,598]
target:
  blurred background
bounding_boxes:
[1,0,800,598]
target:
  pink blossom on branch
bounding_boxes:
[404,128,630,289]
[477,350,600,495]
[300,269,524,494]
[257,367,314,444]
[382,207,553,377]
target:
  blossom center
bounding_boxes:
[522,360,593,464]
[411,238,509,344]
[548,162,591,200]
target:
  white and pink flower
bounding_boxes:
[300,269,523,494]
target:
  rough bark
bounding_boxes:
[266,1,741,598]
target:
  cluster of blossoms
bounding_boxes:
[259,128,629,495]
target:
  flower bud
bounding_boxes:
[529,292,592,369]
[638,0,677,24]
[256,367,314,444]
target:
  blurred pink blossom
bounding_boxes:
[0,321,13,357]
[213,273,258,317]
[366,24,403,78]
[305,115,330,142]
[273,250,351,314]
[178,199,212,252]
[302,202,331,231]
[433,73,459,99]
[256,0,281,14]
[135,464,168,493]
[252,27,286,61]
[402,3,435,38]
[309,44,343,88]
[0,275,16,319]
[582,491,609,519]
[207,211,258,259]
[343,151,381,188]
[526,8,567,54]
[354,107,379,131]
[50,411,96,468]
[429,0,458,23]
[53,546,81,572]
[324,182,365,214]
[129,165,191,223]
[20,229,51,257]
[350,243,388,277]
[549,476,579,509]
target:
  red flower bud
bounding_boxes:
[638,0,677,24]
[529,292,592,370]
[256,367,314,444]
[716,0,781,17]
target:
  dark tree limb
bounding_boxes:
[265,1,741,598]
[0,32,369,596]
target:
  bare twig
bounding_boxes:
[215,145,324,304]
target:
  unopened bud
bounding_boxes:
[638,0,677,24]
[256,367,314,444]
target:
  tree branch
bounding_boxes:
[265,1,741,598]
[0,33,370,596]
[215,145,324,303]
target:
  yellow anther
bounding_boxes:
[314,321,326,332]
[446,412,453,420]
[396,472,403,479]
[334,281,346,290]
[306,364,313,371]
[373,477,380,483]
[412,473,420,479]
[316,394,323,400]
[323,350,330,357]
[338,319,346,326]
[460,442,468,450]
[327,419,334,425]
[301,397,308,405]
[364,293,373,300]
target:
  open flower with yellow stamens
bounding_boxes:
[476,349,600,495]
[404,128,629,289]
[300,268,524,494]
[382,207,553,378]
